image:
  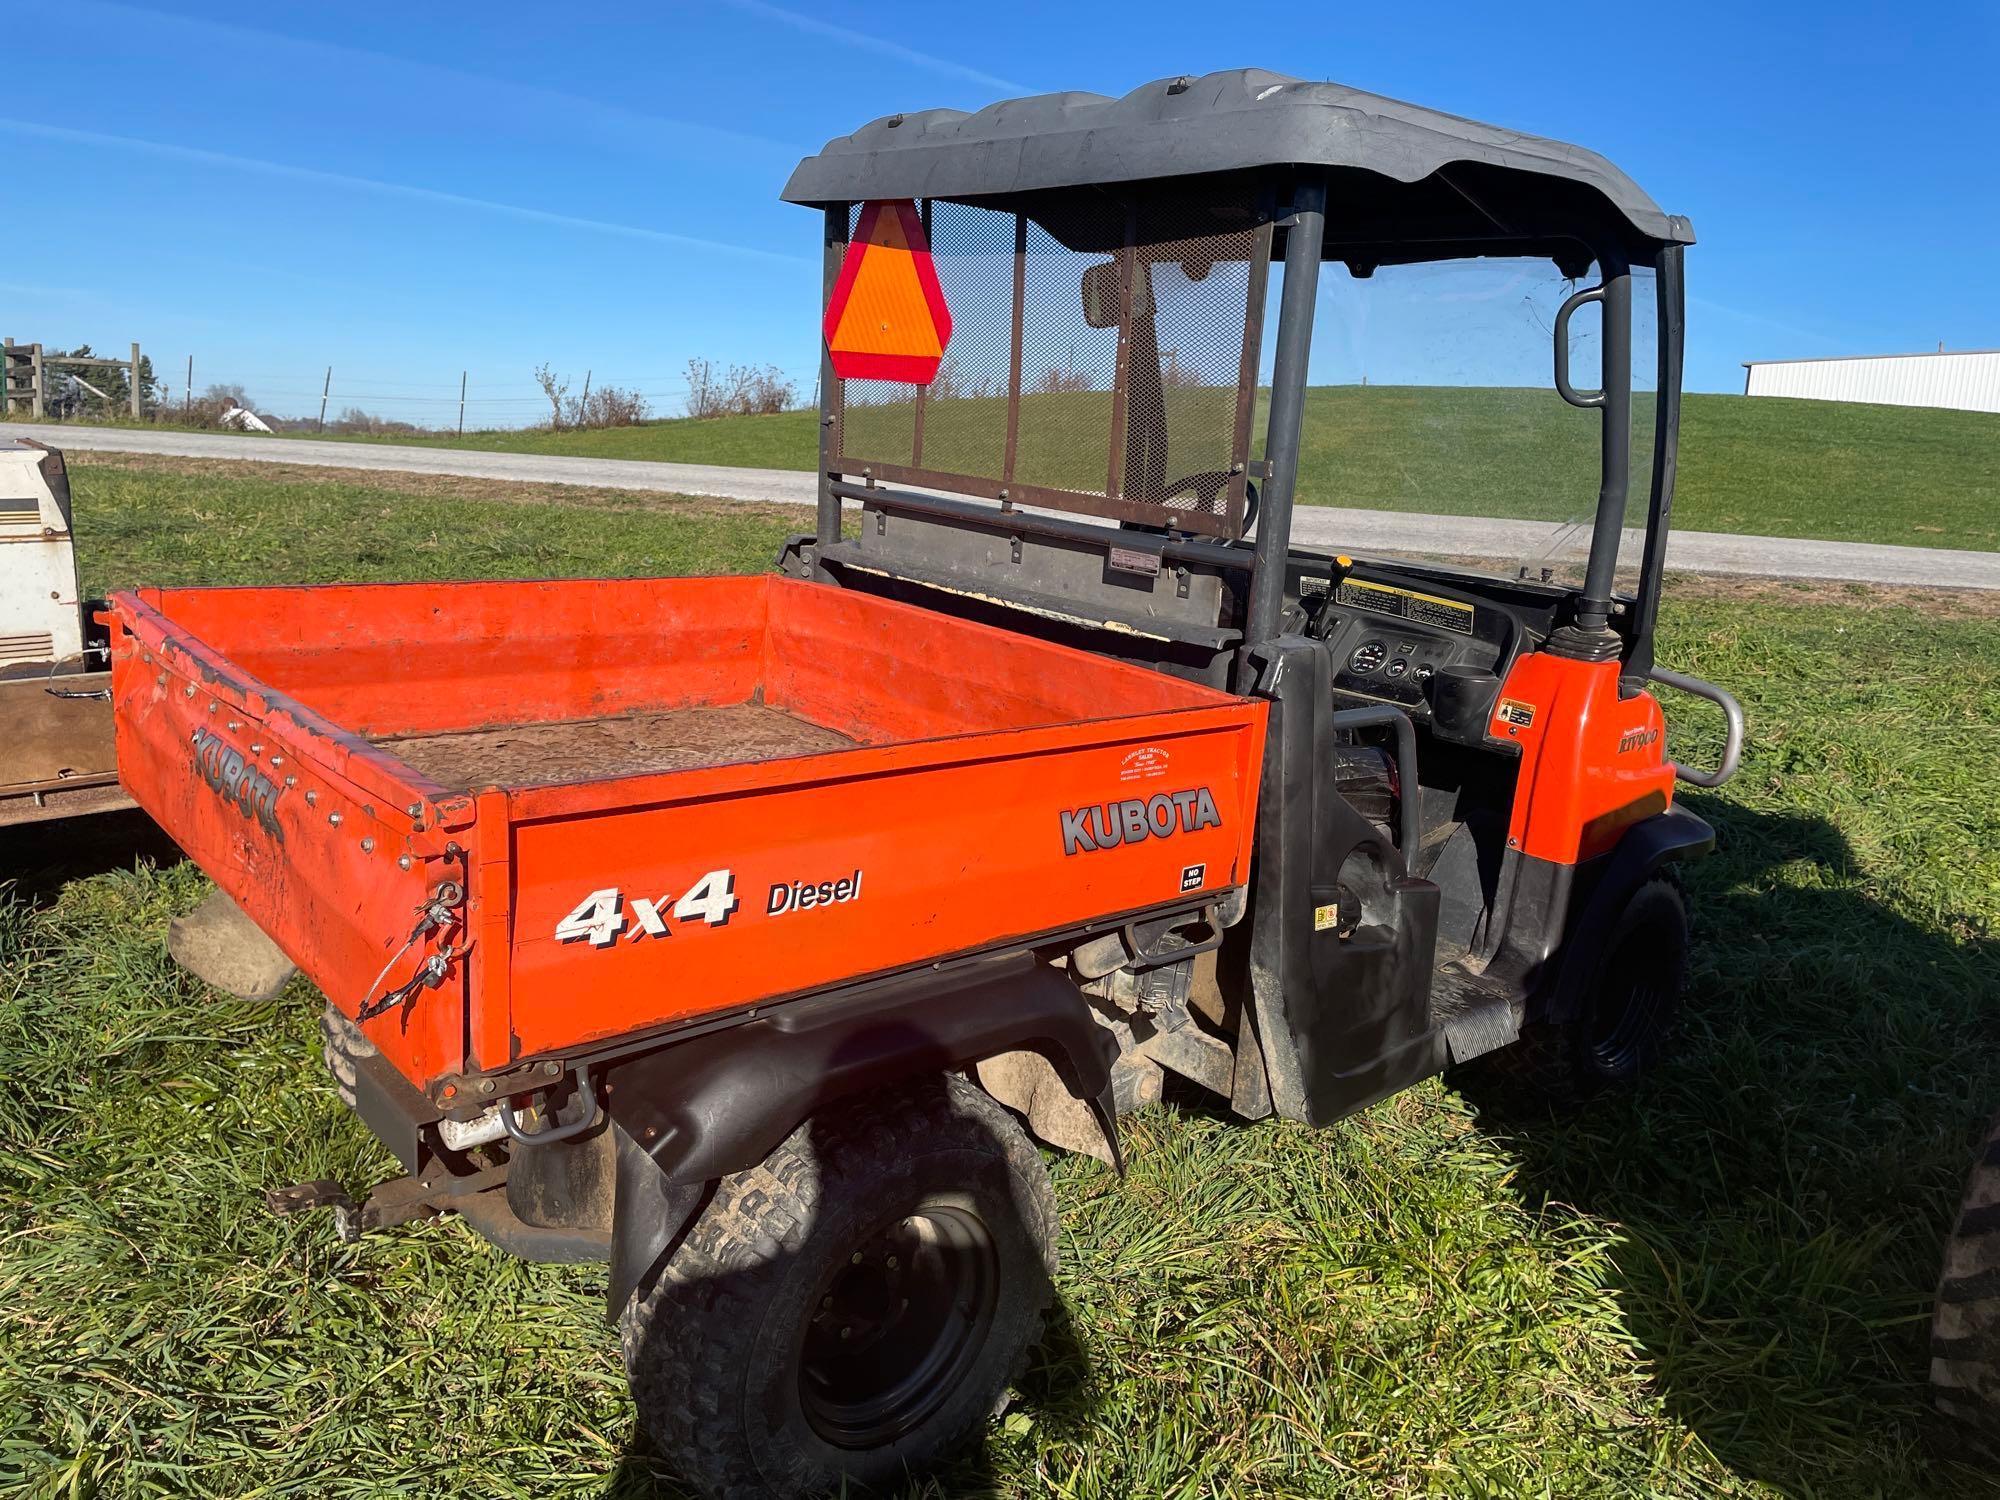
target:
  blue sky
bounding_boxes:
[5,0,1995,426]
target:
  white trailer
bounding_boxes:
[0,441,125,824]
[2,440,86,671]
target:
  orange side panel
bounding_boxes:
[467,786,514,1072]
[1492,652,1675,866]
[499,706,1262,1063]
[760,579,1225,743]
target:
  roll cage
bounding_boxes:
[783,68,1694,678]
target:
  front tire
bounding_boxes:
[1479,872,1690,1101]
[619,1074,1057,1499]
[1569,873,1690,1092]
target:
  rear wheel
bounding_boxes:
[619,1074,1057,1499]
[1932,1111,2000,1462]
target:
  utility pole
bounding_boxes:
[185,356,194,421]
[578,369,591,423]
[458,371,467,436]
[129,342,143,419]
[29,343,43,420]
[317,367,332,433]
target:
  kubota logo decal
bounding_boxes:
[1060,787,1221,855]
[190,727,286,841]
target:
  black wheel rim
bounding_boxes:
[797,1203,1001,1450]
[1586,901,1684,1074]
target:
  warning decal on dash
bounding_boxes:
[1335,578,1475,636]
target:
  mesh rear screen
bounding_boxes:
[832,197,1269,538]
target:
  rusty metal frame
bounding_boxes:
[911,199,933,469]
[1104,206,1138,503]
[1227,218,1277,529]
[831,198,1273,541]
[1002,211,1027,490]
[836,460,1254,538]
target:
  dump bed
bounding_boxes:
[106,575,1265,1096]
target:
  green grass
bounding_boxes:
[257,387,2000,553]
[62,463,801,596]
[315,404,831,470]
[3,460,1998,1496]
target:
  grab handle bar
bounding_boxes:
[1647,665,1745,788]
[1328,704,1421,856]
[1553,284,1607,409]
[500,1063,602,1147]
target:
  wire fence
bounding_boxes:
[13,351,825,434]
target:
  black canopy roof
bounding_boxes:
[783,69,1692,263]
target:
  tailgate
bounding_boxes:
[106,591,471,1088]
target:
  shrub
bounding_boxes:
[566,384,649,429]
[1031,363,1095,394]
[684,359,797,418]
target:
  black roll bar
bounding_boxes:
[1245,174,1327,646]
[1626,244,1686,680]
[814,202,849,565]
[1555,257,1632,635]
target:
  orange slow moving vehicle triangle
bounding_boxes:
[823,200,953,384]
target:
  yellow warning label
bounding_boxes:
[1313,902,1340,932]
[1334,578,1475,635]
[1496,698,1537,729]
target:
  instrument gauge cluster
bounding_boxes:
[1287,558,1548,745]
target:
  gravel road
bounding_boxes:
[11,422,1996,590]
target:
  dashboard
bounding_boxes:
[1290,560,1554,744]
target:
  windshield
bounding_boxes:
[1259,255,1658,588]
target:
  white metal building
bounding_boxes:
[1742,349,2000,414]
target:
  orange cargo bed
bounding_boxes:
[105,575,1266,1095]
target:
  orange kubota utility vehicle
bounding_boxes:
[109,71,1743,1499]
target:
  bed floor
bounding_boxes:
[373,703,859,790]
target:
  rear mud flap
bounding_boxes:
[601,949,1119,1316]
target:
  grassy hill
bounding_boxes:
[326,388,1999,552]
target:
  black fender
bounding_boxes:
[1546,805,1715,1025]
[601,949,1119,1317]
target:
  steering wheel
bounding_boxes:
[1158,470,1258,533]
[1160,469,1231,509]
